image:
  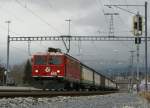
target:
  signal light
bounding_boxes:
[134,22,137,30]
[135,37,141,44]
[133,14,143,36]
[139,16,142,31]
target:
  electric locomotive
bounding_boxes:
[32,48,118,90]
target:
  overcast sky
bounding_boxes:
[0,0,150,72]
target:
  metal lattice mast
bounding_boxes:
[64,19,72,53]
[9,36,150,41]
[104,13,119,37]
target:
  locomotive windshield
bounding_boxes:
[48,56,62,65]
[34,56,47,65]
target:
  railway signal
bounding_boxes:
[133,13,143,36]
[133,12,143,82]
[105,2,148,90]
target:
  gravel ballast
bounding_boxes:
[0,93,149,108]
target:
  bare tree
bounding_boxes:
[11,63,25,85]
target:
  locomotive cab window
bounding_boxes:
[34,56,47,65]
[48,56,62,65]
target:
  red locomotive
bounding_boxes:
[32,48,118,90]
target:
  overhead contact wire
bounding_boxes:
[15,0,62,35]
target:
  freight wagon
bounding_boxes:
[32,48,118,91]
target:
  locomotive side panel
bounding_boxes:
[65,55,81,83]
[81,65,94,85]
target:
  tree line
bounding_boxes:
[0,59,33,86]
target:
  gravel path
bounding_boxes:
[0,93,149,108]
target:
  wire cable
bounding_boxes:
[95,0,109,29]
[0,1,24,22]
[15,0,62,35]
[0,23,21,36]
[114,6,136,15]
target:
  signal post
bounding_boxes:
[133,12,143,81]
[105,1,148,91]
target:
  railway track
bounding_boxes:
[0,90,118,98]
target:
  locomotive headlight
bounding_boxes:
[35,70,38,73]
[57,70,60,73]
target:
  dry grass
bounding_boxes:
[139,91,150,102]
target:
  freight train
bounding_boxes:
[32,48,118,91]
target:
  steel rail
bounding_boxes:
[0,91,118,98]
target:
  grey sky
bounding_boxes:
[0,0,149,72]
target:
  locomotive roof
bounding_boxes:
[33,52,64,56]
[48,52,64,55]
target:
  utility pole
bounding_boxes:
[5,20,11,85]
[129,50,135,91]
[65,19,71,36]
[113,49,118,80]
[133,12,142,81]
[145,1,148,91]
[136,43,140,80]
[104,13,119,37]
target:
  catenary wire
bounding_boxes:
[14,0,62,35]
